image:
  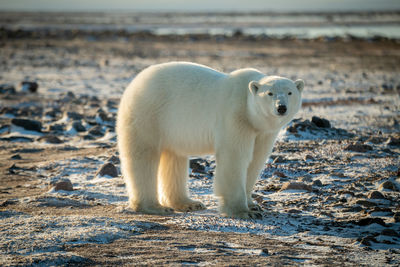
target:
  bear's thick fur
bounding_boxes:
[117,62,304,219]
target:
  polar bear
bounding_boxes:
[117,62,303,219]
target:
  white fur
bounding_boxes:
[117,62,303,218]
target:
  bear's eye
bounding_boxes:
[288,92,292,95]
[267,92,273,96]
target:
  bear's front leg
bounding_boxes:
[214,144,262,219]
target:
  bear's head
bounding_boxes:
[248,76,304,129]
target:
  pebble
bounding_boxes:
[311,116,331,128]
[88,125,104,136]
[10,154,22,160]
[52,179,74,191]
[381,229,399,237]
[20,81,38,93]
[344,143,373,153]
[66,111,84,120]
[97,162,118,177]
[354,217,386,227]
[72,121,86,132]
[189,158,206,173]
[280,182,312,192]
[0,84,16,94]
[272,156,286,164]
[49,124,65,132]
[359,236,377,246]
[107,155,120,164]
[38,135,63,144]
[355,199,377,207]
[304,154,314,161]
[367,191,386,199]
[393,212,400,223]
[11,118,42,132]
[387,137,400,147]
[312,179,323,187]
[378,181,397,191]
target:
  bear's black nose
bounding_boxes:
[277,105,287,115]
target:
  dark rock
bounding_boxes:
[353,217,386,227]
[38,135,63,144]
[312,180,323,187]
[280,182,312,192]
[21,81,38,93]
[394,212,400,223]
[97,110,111,122]
[358,236,378,246]
[381,229,399,237]
[0,136,34,142]
[97,162,118,177]
[0,199,16,207]
[107,155,120,164]
[53,179,74,191]
[11,118,42,132]
[0,84,16,94]
[190,158,206,173]
[367,191,386,199]
[312,116,331,128]
[378,180,397,191]
[274,171,287,178]
[10,154,22,160]
[272,155,286,164]
[387,137,400,147]
[49,123,65,132]
[44,107,61,118]
[72,121,86,132]
[66,111,84,120]
[304,154,314,161]
[344,143,373,153]
[355,199,377,207]
[88,125,104,136]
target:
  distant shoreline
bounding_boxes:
[1,11,400,40]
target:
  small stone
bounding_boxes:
[272,156,286,164]
[38,135,63,144]
[280,182,312,192]
[355,199,377,207]
[378,180,397,191]
[387,137,400,147]
[107,155,120,164]
[311,116,331,128]
[367,191,386,199]
[21,81,38,93]
[354,217,386,227]
[381,229,399,237]
[189,158,206,173]
[359,236,377,246]
[304,154,314,161]
[394,212,400,223]
[66,111,84,120]
[88,125,104,136]
[11,118,42,132]
[97,162,118,177]
[53,179,73,191]
[10,154,22,160]
[0,84,16,94]
[344,143,373,153]
[274,171,287,178]
[49,124,65,132]
[72,121,86,132]
[312,180,323,187]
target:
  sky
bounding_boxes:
[0,0,399,12]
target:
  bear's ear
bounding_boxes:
[295,79,304,93]
[249,81,261,95]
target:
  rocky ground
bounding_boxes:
[1,26,400,266]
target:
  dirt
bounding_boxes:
[1,23,400,266]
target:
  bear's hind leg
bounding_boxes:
[158,151,206,212]
[120,143,173,215]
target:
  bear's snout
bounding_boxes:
[277,104,287,115]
